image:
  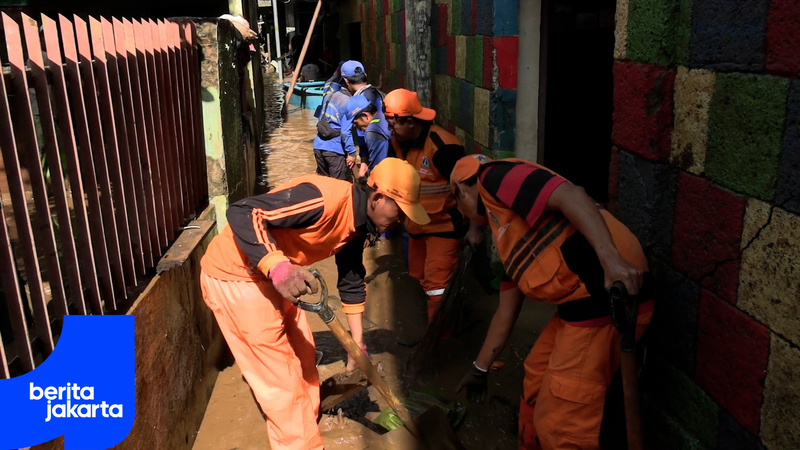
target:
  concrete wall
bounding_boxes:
[197,18,259,231]
[612,0,800,448]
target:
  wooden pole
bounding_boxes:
[284,0,322,108]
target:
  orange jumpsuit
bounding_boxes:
[200,176,375,450]
[474,159,653,450]
[390,123,467,321]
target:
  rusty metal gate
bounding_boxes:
[0,13,207,377]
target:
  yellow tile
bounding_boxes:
[456,35,467,80]
[473,87,491,147]
[614,0,629,59]
[670,66,715,175]
[739,200,800,347]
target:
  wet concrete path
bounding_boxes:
[193,82,555,449]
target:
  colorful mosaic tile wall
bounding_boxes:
[612,0,800,448]
[431,0,519,157]
[360,0,520,157]
[360,0,406,92]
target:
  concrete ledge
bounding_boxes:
[117,220,223,450]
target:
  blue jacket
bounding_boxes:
[363,118,391,172]
[313,88,352,155]
[340,86,385,158]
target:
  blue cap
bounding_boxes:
[341,60,365,77]
[345,95,371,120]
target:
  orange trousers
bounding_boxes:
[200,271,323,450]
[518,307,653,450]
[408,235,460,322]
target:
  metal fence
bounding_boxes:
[0,13,207,377]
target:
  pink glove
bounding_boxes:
[269,261,318,303]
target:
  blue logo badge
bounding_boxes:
[0,315,135,449]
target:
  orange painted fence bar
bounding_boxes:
[0,13,207,377]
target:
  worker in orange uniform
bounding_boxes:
[199,158,430,450]
[382,88,482,322]
[450,154,653,450]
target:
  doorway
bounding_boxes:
[540,0,617,203]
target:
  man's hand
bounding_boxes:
[600,251,643,296]
[357,163,368,179]
[456,363,489,403]
[464,222,485,249]
[268,261,318,303]
[346,154,357,168]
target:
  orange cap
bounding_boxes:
[383,88,436,121]
[367,158,431,225]
[450,154,492,189]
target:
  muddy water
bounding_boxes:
[193,78,556,449]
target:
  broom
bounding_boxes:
[410,245,474,373]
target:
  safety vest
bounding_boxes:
[201,175,361,282]
[392,124,465,236]
[477,159,648,305]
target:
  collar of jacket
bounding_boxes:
[352,181,379,239]
[399,121,432,153]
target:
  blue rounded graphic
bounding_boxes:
[0,315,135,449]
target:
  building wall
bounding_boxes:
[359,0,519,157]
[612,0,800,448]
[360,0,407,92]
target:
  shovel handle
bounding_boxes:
[299,267,423,441]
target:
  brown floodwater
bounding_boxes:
[192,78,556,450]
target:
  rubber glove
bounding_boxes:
[456,362,489,403]
[269,261,318,303]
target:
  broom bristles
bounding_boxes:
[411,246,473,371]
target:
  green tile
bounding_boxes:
[627,0,692,65]
[706,73,788,200]
[451,0,462,35]
[647,356,720,447]
[466,35,484,86]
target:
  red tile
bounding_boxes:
[474,142,482,155]
[766,0,800,76]
[611,61,675,161]
[696,290,769,435]
[482,36,494,89]
[401,9,406,43]
[494,36,518,90]
[472,0,478,35]
[437,4,448,47]
[447,35,456,76]
[671,173,745,304]
[446,122,456,134]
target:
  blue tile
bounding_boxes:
[459,80,474,134]
[493,0,519,36]
[476,0,494,36]
[776,80,800,215]
[462,0,473,35]
[616,151,679,261]
[490,89,517,151]
[690,0,769,71]
[435,46,448,74]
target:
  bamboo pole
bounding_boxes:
[284,0,322,108]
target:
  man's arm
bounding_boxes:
[227,183,325,276]
[339,109,358,159]
[546,183,643,294]
[365,131,389,171]
[334,234,368,370]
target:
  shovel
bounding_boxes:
[297,267,423,441]
[609,281,644,450]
